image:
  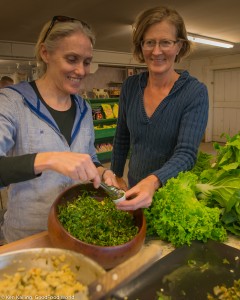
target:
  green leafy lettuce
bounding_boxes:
[196,168,240,235]
[195,132,240,235]
[144,132,240,246]
[213,132,240,170]
[191,151,213,177]
[144,172,227,247]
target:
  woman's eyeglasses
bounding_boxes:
[141,39,179,50]
[42,15,90,43]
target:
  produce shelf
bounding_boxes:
[95,128,116,139]
[89,98,119,108]
[97,151,112,162]
[93,118,117,125]
[89,97,119,163]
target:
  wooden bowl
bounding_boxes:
[48,183,146,269]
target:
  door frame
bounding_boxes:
[204,61,240,142]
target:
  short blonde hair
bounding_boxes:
[132,6,192,63]
[35,18,95,73]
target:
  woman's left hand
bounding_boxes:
[102,169,120,188]
[116,175,161,210]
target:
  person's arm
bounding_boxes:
[0,90,38,187]
[0,90,102,189]
[0,154,38,187]
[153,83,209,186]
[111,80,131,178]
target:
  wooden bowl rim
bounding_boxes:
[49,183,146,249]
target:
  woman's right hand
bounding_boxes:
[34,152,101,187]
[116,175,161,210]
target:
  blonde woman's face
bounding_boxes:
[42,31,93,95]
[142,20,182,76]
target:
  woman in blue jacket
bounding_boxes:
[0,16,116,242]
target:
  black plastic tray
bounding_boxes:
[110,240,240,300]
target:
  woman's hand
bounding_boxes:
[34,152,101,188]
[116,175,161,210]
[101,169,119,187]
[115,176,128,191]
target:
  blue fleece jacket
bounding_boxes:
[0,82,99,242]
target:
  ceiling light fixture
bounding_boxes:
[187,33,234,48]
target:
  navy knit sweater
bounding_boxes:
[111,70,209,186]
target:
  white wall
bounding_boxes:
[176,53,240,142]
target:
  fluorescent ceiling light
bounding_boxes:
[187,34,234,48]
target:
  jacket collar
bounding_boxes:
[8,81,88,144]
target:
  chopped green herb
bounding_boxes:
[223,258,230,264]
[58,192,138,246]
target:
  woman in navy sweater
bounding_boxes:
[111,6,209,210]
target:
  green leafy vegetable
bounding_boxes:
[191,151,213,177]
[213,132,240,170]
[196,169,240,212]
[195,132,240,235]
[144,172,227,247]
[144,132,240,246]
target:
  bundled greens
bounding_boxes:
[196,133,240,235]
[144,172,227,247]
[145,132,240,247]
[213,132,240,171]
[196,169,240,211]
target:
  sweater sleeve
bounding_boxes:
[111,79,131,177]
[152,83,209,185]
[0,154,39,187]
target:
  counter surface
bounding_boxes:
[0,231,52,254]
[1,231,240,299]
[0,231,239,258]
